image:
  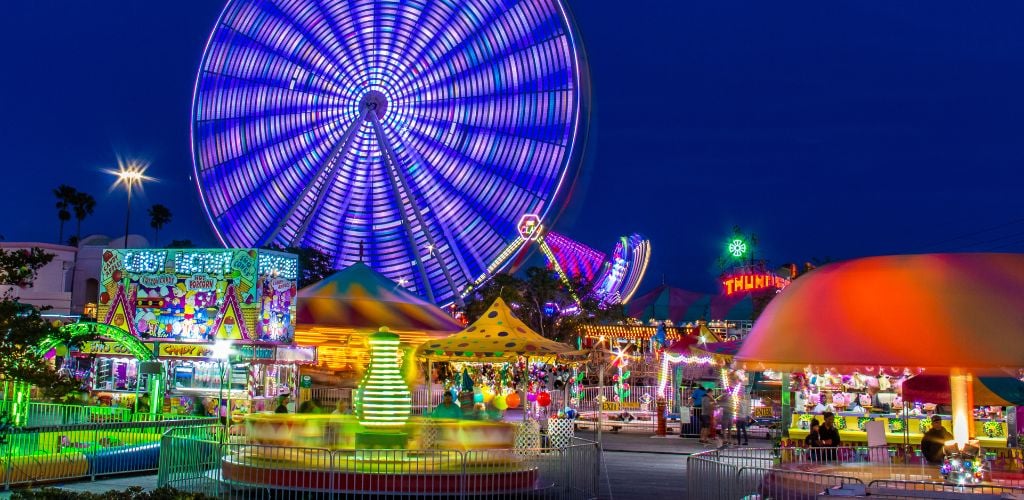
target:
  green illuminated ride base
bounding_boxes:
[355,430,409,450]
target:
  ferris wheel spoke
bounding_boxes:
[392,0,565,102]
[230,0,366,93]
[199,111,355,218]
[261,107,370,245]
[370,112,467,304]
[379,123,484,284]
[400,110,567,206]
[405,36,573,107]
[385,0,507,99]
[381,120,527,251]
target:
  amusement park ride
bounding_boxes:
[190,0,647,308]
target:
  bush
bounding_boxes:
[12,486,216,500]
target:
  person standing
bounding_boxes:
[690,384,708,440]
[921,415,953,464]
[735,390,752,446]
[818,412,841,461]
[700,394,715,444]
[805,419,822,461]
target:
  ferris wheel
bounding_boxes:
[191,0,588,305]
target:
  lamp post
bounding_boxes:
[212,340,233,439]
[107,162,152,248]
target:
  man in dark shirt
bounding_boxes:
[818,412,842,461]
[921,415,954,464]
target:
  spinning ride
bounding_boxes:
[192,0,589,305]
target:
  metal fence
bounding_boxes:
[0,417,218,489]
[687,447,1024,499]
[160,424,600,499]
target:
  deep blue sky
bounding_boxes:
[1,1,1022,294]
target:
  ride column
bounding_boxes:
[9,380,30,427]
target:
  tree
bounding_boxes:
[463,266,625,343]
[71,191,96,246]
[53,185,77,244]
[264,245,337,288]
[147,204,173,246]
[0,248,82,400]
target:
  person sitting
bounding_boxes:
[847,400,866,414]
[431,392,463,419]
[333,399,353,415]
[921,415,954,464]
[274,395,290,414]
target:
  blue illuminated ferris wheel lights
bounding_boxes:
[191,0,588,305]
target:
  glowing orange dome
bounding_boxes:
[735,253,1024,375]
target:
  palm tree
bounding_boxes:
[53,185,77,244]
[148,204,172,246]
[71,191,96,246]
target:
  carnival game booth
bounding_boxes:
[293,262,461,403]
[79,248,303,415]
[723,253,1024,494]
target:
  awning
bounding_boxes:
[902,375,1024,406]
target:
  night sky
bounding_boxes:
[1,1,1022,294]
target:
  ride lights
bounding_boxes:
[357,327,412,428]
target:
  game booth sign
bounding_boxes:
[82,249,307,413]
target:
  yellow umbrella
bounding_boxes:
[416,298,572,362]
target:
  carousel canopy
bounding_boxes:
[902,375,1024,406]
[416,297,572,362]
[296,262,462,333]
[627,284,753,323]
[735,253,1024,375]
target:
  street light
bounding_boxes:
[211,340,233,439]
[106,162,153,248]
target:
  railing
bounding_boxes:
[687,446,1024,499]
[0,417,218,489]
[0,400,208,428]
[160,424,600,499]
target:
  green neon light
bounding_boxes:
[37,323,155,361]
[357,329,412,428]
[727,238,748,258]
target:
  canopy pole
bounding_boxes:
[427,358,433,417]
[597,353,604,444]
[781,372,791,440]
[522,356,530,422]
[950,367,975,450]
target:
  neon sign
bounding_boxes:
[517,214,543,241]
[722,272,791,295]
[728,239,748,258]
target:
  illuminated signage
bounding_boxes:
[97,248,298,344]
[517,214,543,241]
[722,272,791,296]
[728,239,748,258]
[77,341,155,357]
[158,343,215,358]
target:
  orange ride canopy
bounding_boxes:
[734,253,1024,376]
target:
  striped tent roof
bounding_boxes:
[627,284,753,323]
[295,262,461,333]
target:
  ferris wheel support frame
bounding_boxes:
[263,107,371,247]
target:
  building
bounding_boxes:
[71,234,149,318]
[0,242,78,318]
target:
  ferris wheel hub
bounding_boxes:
[360,90,388,119]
